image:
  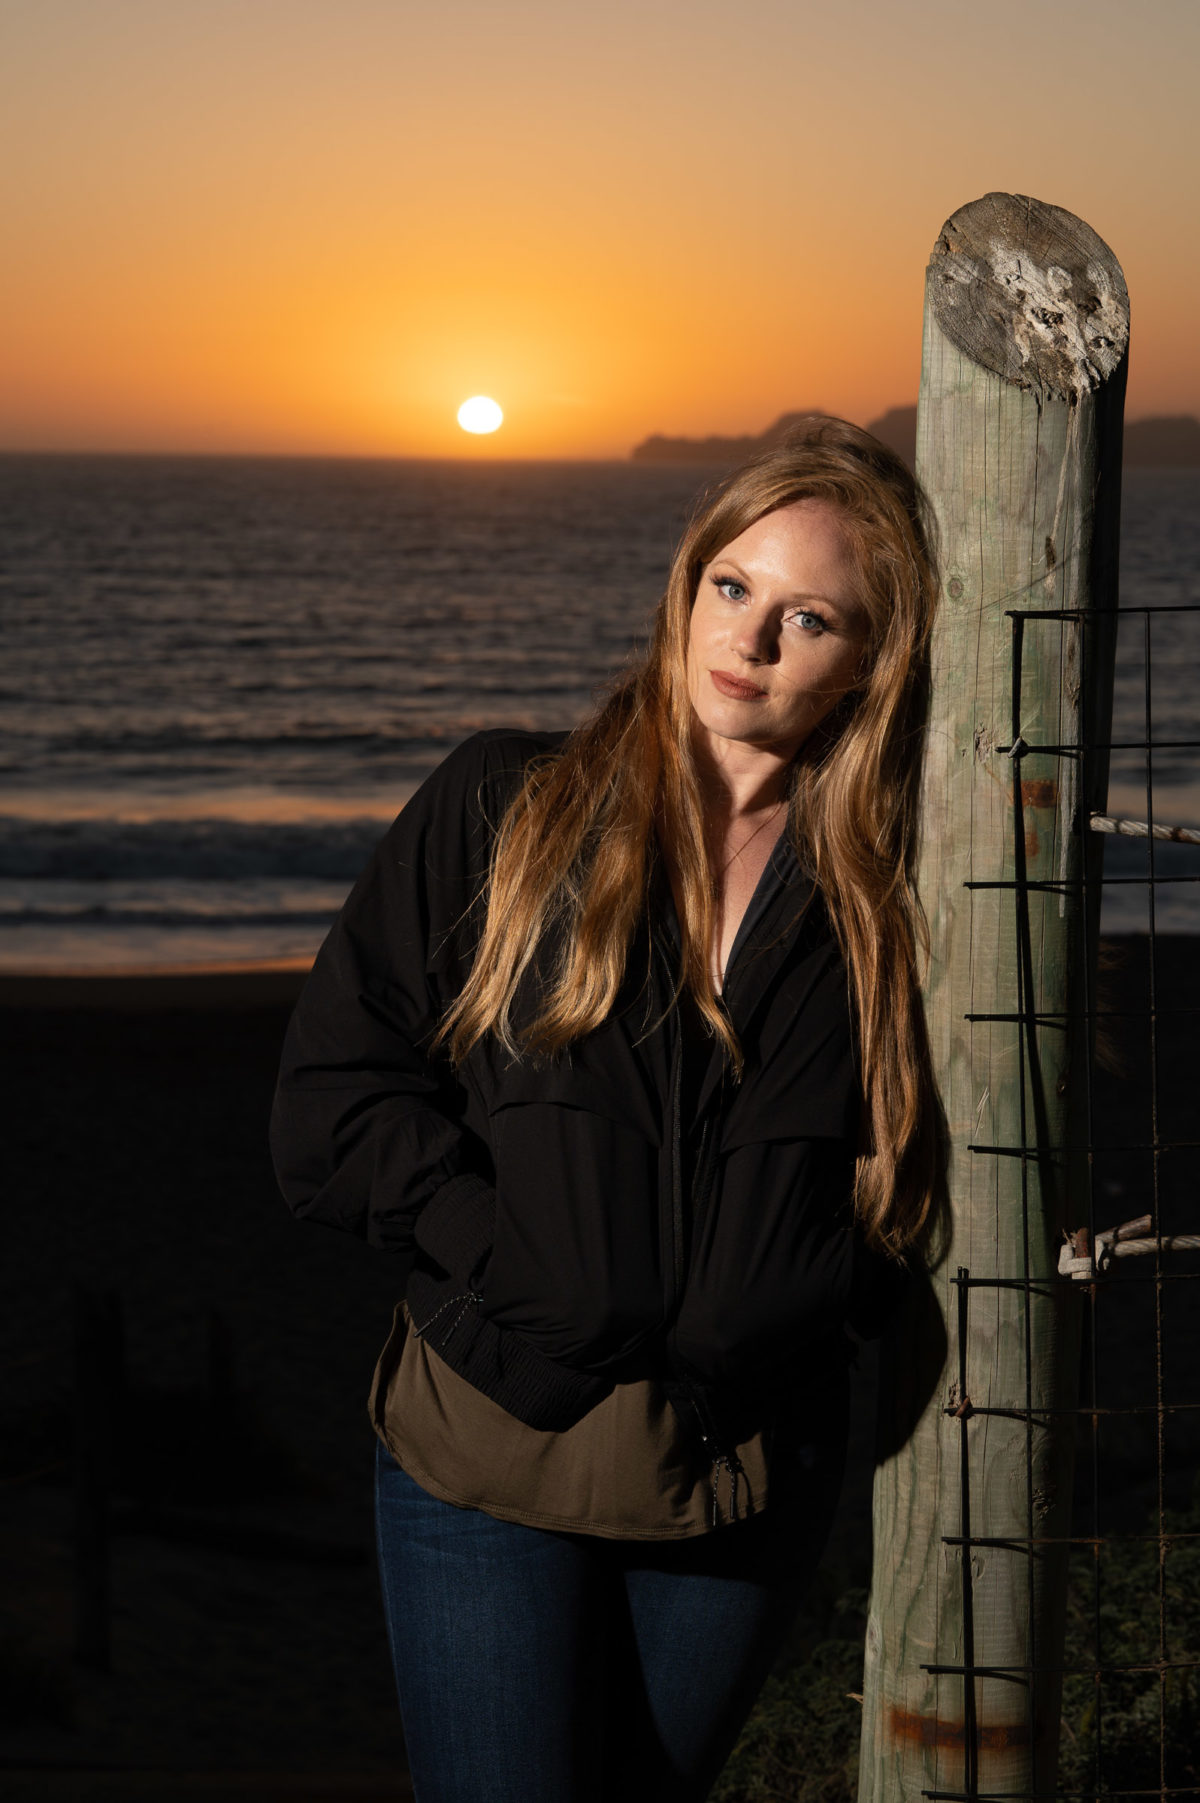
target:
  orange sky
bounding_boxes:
[2,0,1197,459]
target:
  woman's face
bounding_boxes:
[686,500,871,762]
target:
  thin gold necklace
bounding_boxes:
[717,798,785,878]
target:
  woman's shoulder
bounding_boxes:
[459,726,571,785]
[360,731,570,899]
[400,728,570,829]
[333,730,572,985]
[429,726,568,787]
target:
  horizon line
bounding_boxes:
[1,406,1197,465]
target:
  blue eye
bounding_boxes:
[791,610,826,634]
[713,576,747,601]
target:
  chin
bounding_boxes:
[694,711,801,758]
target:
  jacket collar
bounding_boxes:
[651,835,823,1121]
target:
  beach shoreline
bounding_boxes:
[0,959,311,1011]
[4,928,1195,1009]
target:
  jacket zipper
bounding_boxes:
[672,1367,748,1526]
[660,965,750,1524]
[651,917,686,1329]
[656,933,731,1325]
[669,1028,686,1313]
[653,905,766,1526]
[671,1100,748,1526]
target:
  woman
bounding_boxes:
[270,415,941,1803]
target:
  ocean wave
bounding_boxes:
[0,902,341,930]
[0,460,1195,965]
[0,816,387,881]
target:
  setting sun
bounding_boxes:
[457,396,504,435]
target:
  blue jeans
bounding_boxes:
[373,1398,847,1803]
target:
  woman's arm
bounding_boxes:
[269,733,510,1262]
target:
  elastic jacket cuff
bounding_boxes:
[406,1264,612,1432]
[412,1174,496,1285]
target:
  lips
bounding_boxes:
[710,669,768,700]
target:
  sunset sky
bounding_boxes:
[3,0,1197,460]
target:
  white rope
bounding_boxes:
[1089,812,1200,845]
[1059,1213,1200,1280]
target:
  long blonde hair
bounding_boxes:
[439,416,941,1251]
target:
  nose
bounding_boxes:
[731,607,779,665]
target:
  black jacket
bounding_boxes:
[271,730,892,1438]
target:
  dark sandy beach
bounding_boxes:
[2,965,410,1799]
[3,939,1197,1797]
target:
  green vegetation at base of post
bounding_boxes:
[713,1495,1200,1801]
[712,1599,867,1803]
[1058,1488,1200,1794]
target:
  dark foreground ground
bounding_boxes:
[1,937,1196,1800]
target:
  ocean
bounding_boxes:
[1,457,1196,972]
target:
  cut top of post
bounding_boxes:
[928,192,1129,400]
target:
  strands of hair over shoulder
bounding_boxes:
[436,416,943,1253]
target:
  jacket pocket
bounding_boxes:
[478,1093,665,1371]
[672,1135,858,1384]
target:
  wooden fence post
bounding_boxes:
[858,194,1129,1800]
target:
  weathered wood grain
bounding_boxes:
[930,192,1128,401]
[858,194,1128,1802]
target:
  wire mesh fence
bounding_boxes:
[929,598,1200,1801]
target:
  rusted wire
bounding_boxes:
[935,596,1199,1802]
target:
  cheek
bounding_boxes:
[777,645,862,726]
[823,636,870,696]
[834,648,865,694]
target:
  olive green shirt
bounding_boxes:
[370,1307,772,1538]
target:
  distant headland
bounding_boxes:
[630,408,1200,469]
